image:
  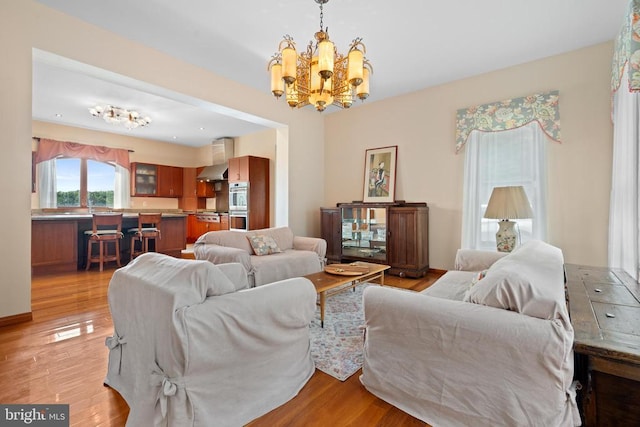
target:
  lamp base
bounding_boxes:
[496,220,517,252]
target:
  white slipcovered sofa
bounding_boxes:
[361,240,581,427]
[193,226,326,287]
[104,252,317,427]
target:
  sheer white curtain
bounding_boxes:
[114,164,130,209]
[37,159,57,208]
[462,122,548,250]
[608,71,640,279]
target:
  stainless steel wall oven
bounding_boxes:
[229,182,249,231]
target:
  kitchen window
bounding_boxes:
[54,158,116,208]
[35,138,131,209]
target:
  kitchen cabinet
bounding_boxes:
[31,214,187,275]
[320,202,429,278]
[196,180,214,197]
[131,162,183,198]
[131,163,157,196]
[187,214,209,243]
[32,220,78,274]
[187,213,229,243]
[157,165,183,197]
[228,156,270,230]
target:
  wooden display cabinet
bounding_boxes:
[320,202,429,278]
[321,207,342,263]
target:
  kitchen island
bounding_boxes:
[31,212,187,275]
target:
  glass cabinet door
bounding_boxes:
[133,163,157,195]
[341,206,387,262]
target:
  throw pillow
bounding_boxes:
[247,235,282,256]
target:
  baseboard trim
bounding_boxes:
[0,311,33,327]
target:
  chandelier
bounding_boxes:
[88,105,152,129]
[267,0,372,112]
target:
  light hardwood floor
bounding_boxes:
[0,266,441,426]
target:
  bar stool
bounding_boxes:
[85,213,124,271]
[129,213,162,261]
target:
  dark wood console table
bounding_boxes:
[565,264,640,426]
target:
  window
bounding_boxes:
[462,122,547,250]
[55,158,115,208]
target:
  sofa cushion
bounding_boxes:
[247,234,283,256]
[463,240,566,320]
[251,249,321,286]
[246,226,294,251]
[421,270,478,301]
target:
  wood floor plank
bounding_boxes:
[0,266,441,426]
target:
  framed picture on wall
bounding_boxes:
[363,145,397,203]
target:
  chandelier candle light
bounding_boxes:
[89,105,152,130]
[484,186,534,252]
[268,0,372,112]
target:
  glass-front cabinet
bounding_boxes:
[321,202,430,278]
[341,205,388,262]
[131,162,157,196]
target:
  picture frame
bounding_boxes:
[363,145,397,203]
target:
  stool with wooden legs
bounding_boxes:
[84,213,124,271]
[129,213,162,261]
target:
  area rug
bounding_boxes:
[309,283,370,381]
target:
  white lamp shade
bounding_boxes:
[484,186,533,219]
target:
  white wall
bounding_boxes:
[325,42,614,270]
[0,0,325,320]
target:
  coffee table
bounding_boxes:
[304,262,390,327]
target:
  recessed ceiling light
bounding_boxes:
[172,136,177,139]
[199,127,205,131]
[55,113,62,117]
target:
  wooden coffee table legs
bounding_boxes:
[319,292,327,328]
[306,262,391,328]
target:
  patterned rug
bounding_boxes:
[309,283,370,381]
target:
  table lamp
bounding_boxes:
[484,186,533,252]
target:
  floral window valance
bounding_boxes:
[612,0,640,93]
[455,90,561,153]
[35,138,130,169]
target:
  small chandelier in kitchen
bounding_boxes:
[88,105,152,129]
[267,0,372,112]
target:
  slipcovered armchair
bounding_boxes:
[104,253,317,426]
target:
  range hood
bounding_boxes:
[197,138,234,181]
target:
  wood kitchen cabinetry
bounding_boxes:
[131,163,157,196]
[157,165,183,197]
[320,202,429,278]
[229,155,270,230]
[196,180,214,198]
[131,162,183,198]
[187,213,230,243]
[31,215,187,275]
[32,220,77,274]
[228,155,269,184]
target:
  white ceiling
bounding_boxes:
[32,0,629,147]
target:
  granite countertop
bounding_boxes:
[31,211,188,220]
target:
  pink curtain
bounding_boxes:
[35,138,130,169]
